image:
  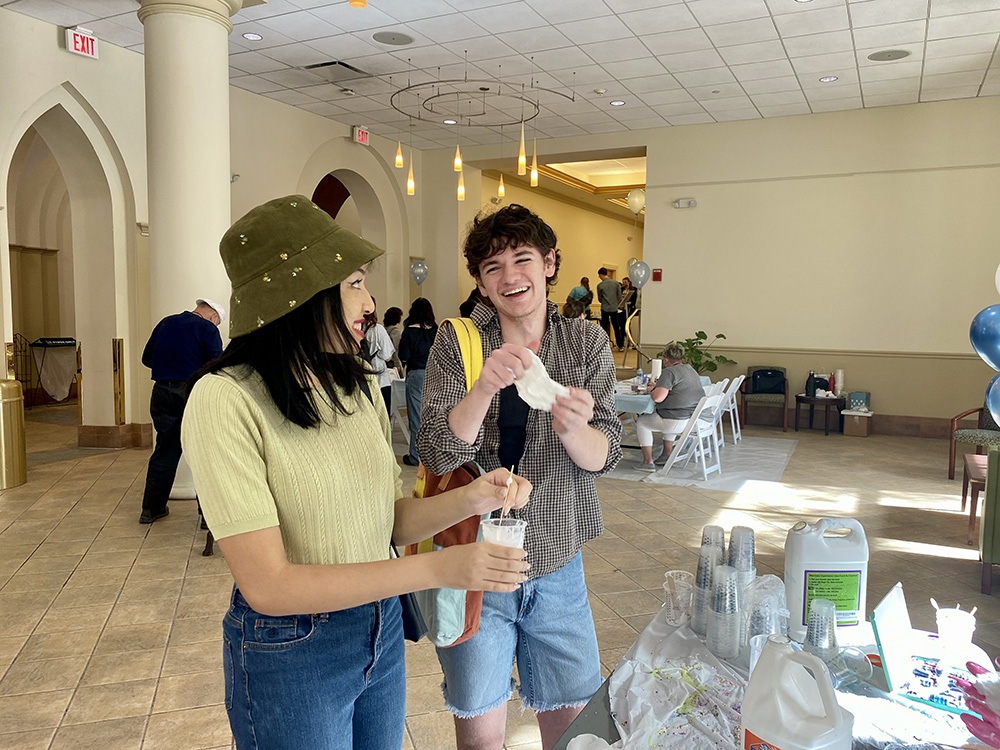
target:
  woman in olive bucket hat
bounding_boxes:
[181,196,531,749]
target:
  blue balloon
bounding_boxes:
[970,304,1000,371]
[987,373,1000,426]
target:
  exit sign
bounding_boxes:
[66,27,99,59]
[352,126,369,146]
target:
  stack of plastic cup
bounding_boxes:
[805,598,840,663]
[728,526,756,583]
[707,565,742,659]
[692,543,722,636]
[701,525,725,557]
[749,593,782,640]
[662,570,694,626]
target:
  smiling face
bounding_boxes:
[339,267,374,346]
[476,244,556,323]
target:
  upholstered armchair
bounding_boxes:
[739,365,789,432]
[949,404,1000,479]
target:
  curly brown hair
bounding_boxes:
[463,204,561,287]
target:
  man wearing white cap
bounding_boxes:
[139,299,224,523]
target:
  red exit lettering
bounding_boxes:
[66,29,99,59]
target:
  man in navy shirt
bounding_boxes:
[139,299,224,523]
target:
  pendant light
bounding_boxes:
[406,154,415,195]
[454,144,463,171]
[395,142,404,169]
[457,169,465,201]
[530,138,538,187]
[517,121,526,176]
[498,174,505,198]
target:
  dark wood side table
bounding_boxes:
[794,394,846,436]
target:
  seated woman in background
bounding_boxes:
[397,297,437,467]
[567,276,594,318]
[635,342,703,472]
[183,195,531,750]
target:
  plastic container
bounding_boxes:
[784,518,868,643]
[741,635,854,750]
[480,518,526,548]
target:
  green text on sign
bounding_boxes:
[804,571,861,626]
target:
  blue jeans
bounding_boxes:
[222,587,405,749]
[405,368,425,463]
[435,552,601,717]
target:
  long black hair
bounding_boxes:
[403,297,437,328]
[190,285,371,428]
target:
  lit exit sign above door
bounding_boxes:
[352,126,369,146]
[66,27,99,59]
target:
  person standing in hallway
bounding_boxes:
[596,267,624,350]
[139,299,224,524]
[363,299,395,416]
[397,297,437,467]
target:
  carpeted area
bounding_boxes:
[609,436,797,491]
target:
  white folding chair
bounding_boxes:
[719,374,745,445]
[655,396,722,481]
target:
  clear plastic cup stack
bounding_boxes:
[692,543,722,636]
[707,564,743,659]
[804,598,840,664]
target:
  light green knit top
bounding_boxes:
[182,367,402,565]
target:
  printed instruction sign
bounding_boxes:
[803,570,861,626]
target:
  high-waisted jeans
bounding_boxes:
[222,587,405,749]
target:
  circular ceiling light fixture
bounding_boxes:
[372,31,413,46]
[868,49,911,62]
[610,100,626,106]
[443,119,457,125]
[794,0,814,3]
[242,32,263,41]
[819,75,839,83]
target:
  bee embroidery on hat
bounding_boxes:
[291,267,302,277]
[234,295,240,305]
[289,300,296,307]
[335,253,343,261]
[256,316,264,328]
[262,274,271,283]
[280,253,288,261]
[300,246,307,252]
[290,201,298,207]
[240,234,248,245]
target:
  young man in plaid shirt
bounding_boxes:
[418,204,622,750]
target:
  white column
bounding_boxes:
[138,0,241,328]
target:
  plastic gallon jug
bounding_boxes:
[784,518,868,643]
[741,635,854,750]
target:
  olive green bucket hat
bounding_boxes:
[221,195,384,338]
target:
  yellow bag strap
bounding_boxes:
[443,317,483,392]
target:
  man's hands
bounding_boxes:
[472,342,536,399]
[551,387,595,436]
[435,542,529,592]
[462,468,532,516]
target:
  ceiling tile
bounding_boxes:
[797,67,860,86]
[766,0,846,15]
[700,94,755,111]
[465,2,548,34]
[259,43,330,67]
[623,116,670,129]
[260,67,328,88]
[782,30,855,57]
[230,51,291,75]
[625,73,684,92]
[717,40,788,65]
[713,108,761,121]
[570,111,617,125]
[602,57,669,79]
[82,17,143,47]
[619,5,700,35]
[653,101,711,116]
[922,52,992,74]
[704,17,780,47]
[609,104,659,120]
[925,33,999,57]
[740,75,802,93]
[495,25,573,53]
[231,75,285,94]
[802,81,861,99]
[981,80,1000,94]
[257,11,343,41]
[582,121,632,133]
[236,0,302,21]
[640,28,714,56]
[557,15,634,45]
[638,88,695,104]
[849,0,928,27]
[932,0,1000,15]
[604,0,687,9]
[688,82,748,99]
[389,45,464,68]
[551,65,613,86]
[298,100,351,117]
[525,46,594,71]
[862,91,920,106]
[308,34,384,60]
[665,112,715,125]
[265,89,320,106]
[59,0,136,13]
[858,59,923,81]
[755,103,812,117]
[810,96,863,111]
[773,6,849,37]
[658,48,727,72]
[859,76,921,94]
[348,53,412,76]
[750,89,808,106]
[674,67,736,86]
[731,58,796,81]
[371,0,454,23]
[309,4,399,31]
[581,37,652,63]
[232,22,297,49]
[791,50,857,73]
[921,69,988,87]
[297,83,352,101]
[688,0,770,25]
[921,84,980,100]
[407,13,487,43]
[927,10,1000,37]
[524,0,612,24]
[853,21,926,50]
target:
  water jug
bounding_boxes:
[784,518,868,643]
[741,635,854,750]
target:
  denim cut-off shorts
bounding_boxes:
[435,551,602,718]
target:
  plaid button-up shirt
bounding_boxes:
[418,301,623,579]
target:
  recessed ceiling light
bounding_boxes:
[819,76,839,83]
[610,100,626,106]
[372,31,413,46]
[443,119,457,125]
[868,49,911,62]
[242,32,263,41]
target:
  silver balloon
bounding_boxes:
[627,256,638,268]
[409,260,428,286]
[629,260,651,289]
[626,188,645,215]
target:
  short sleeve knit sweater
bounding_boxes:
[182,367,402,565]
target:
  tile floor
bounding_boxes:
[1,405,995,749]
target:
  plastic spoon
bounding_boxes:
[500,466,515,519]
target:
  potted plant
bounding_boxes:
[659,332,736,375]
